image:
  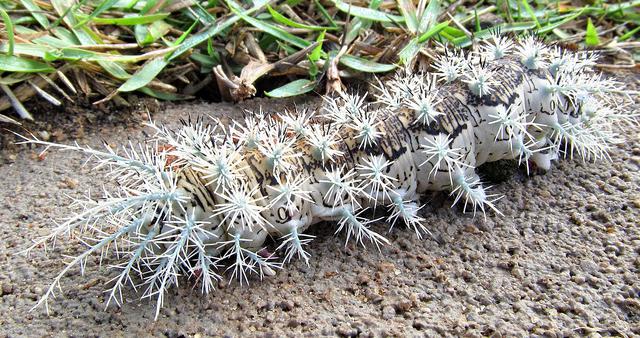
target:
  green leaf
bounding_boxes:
[265,79,315,97]
[344,0,384,43]
[135,20,172,45]
[340,55,396,73]
[344,18,365,45]
[134,24,148,45]
[74,0,119,28]
[138,87,193,101]
[44,48,133,62]
[417,0,440,33]
[537,7,585,34]
[118,57,169,92]
[309,30,325,62]
[14,26,73,47]
[474,10,481,32]
[308,31,325,79]
[51,27,80,45]
[31,33,76,48]
[0,55,54,73]
[227,0,310,49]
[397,0,418,33]
[416,21,449,43]
[398,21,449,63]
[441,26,465,38]
[19,0,50,29]
[120,20,199,92]
[140,0,159,14]
[76,13,171,25]
[332,0,404,23]
[14,16,36,25]
[314,0,337,27]
[267,5,337,31]
[51,0,130,80]
[190,3,217,24]
[190,52,218,72]
[619,26,640,42]
[551,28,570,39]
[0,9,15,56]
[168,1,266,62]
[520,0,541,29]
[172,20,198,47]
[398,39,420,64]
[0,73,31,85]
[454,22,537,47]
[0,43,50,58]
[585,17,600,46]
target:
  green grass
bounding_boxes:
[0,0,638,123]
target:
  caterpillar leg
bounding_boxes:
[219,233,280,285]
[276,219,315,265]
[334,206,389,249]
[450,167,502,217]
[387,192,429,239]
[530,144,559,171]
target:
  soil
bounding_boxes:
[0,77,639,337]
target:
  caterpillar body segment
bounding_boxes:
[23,35,635,317]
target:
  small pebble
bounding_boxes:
[382,305,395,320]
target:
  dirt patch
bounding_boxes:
[0,85,639,337]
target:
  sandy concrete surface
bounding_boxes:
[0,91,639,337]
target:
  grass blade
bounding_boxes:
[189,3,217,25]
[332,0,404,23]
[454,22,537,47]
[118,57,168,92]
[0,9,15,56]
[19,0,50,29]
[398,21,449,63]
[138,87,193,100]
[309,30,325,62]
[29,81,62,106]
[265,79,315,97]
[397,0,418,33]
[168,1,267,62]
[77,13,171,26]
[0,113,21,125]
[418,0,440,33]
[227,0,310,49]
[314,0,337,27]
[74,0,120,28]
[520,0,541,29]
[339,54,396,73]
[585,17,600,46]
[0,84,33,120]
[43,47,174,63]
[119,20,199,94]
[135,20,172,45]
[51,0,130,80]
[0,55,54,73]
[537,7,586,34]
[267,5,337,31]
[619,26,640,42]
[416,20,449,43]
[0,43,51,59]
[0,73,31,85]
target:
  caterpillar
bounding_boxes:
[21,33,636,318]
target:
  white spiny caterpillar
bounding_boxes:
[22,34,636,318]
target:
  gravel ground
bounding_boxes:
[0,88,639,337]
